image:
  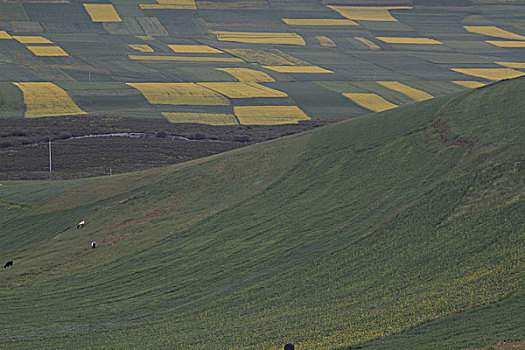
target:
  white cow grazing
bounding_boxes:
[91,242,96,249]
[77,221,85,229]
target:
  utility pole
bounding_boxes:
[48,140,52,172]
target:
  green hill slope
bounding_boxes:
[0,78,523,349]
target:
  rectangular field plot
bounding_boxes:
[140,0,197,10]
[376,37,443,45]
[376,81,433,101]
[486,41,525,48]
[13,36,52,44]
[451,68,525,81]
[213,31,306,46]
[168,45,223,53]
[216,68,275,82]
[451,81,487,89]
[126,83,229,105]
[26,46,69,57]
[198,82,287,98]
[234,106,310,125]
[263,66,333,73]
[162,112,238,125]
[224,49,309,65]
[83,4,122,23]
[129,55,243,62]
[13,82,87,118]
[343,93,398,112]
[464,26,525,40]
[282,18,357,26]
[327,6,412,22]
[128,44,154,53]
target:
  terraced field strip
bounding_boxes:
[495,62,525,69]
[129,44,154,53]
[234,106,310,125]
[0,31,13,39]
[198,82,287,98]
[376,37,443,45]
[282,18,357,26]
[26,46,69,57]
[316,36,336,47]
[216,68,275,82]
[355,36,380,50]
[213,31,306,46]
[451,81,487,88]
[343,93,398,112]
[486,41,525,48]
[83,4,122,23]
[126,83,229,105]
[327,6,412,22]
[224,49,308,65]
[168,45,223,53]
[129,55,243,62]
[140,0,197,10]
[377,81,433,101]
[12,82,87,118]
[13,36,52,44]
[464,26,525,40]
[451,68,525,81]
[136,35,155,41]
[162,112,239,125]
[263,65,333,73]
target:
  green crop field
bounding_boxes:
[0,76,523,349]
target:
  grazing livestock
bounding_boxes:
[284,344,294,350]
[91,242,96,249]
[4,261,13,268]
[77,221,85,229]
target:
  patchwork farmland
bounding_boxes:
[0,0,524,125]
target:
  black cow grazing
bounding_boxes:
[4,261,13,268]
[77,220,85,229]
[284,344,294,350]
[91,242,96,249]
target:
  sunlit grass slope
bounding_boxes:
[0,78,523,349]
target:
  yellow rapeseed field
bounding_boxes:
[494,61,525,68]
[234,106,310,125]
[13,36,53,44]
[316,36,336,47]
[13,82,87,118]
[128,44,154,53]
[464,26,525,40]
[262,65,333,73]
[376,37,443,44]
[485,40,525,48]
[198,82,288,98]
[168,45,223,53]
[140,0,197,10]
[451,81,487,88]
[343,93,398,112]
[224,49,308,65]
[26,46,69,57]
[451,68,525,80]
[282,18,357,26]
[128,55,243,62]
[377,81,433,101]
[162,112,239,125]
[126,83,229,105]
[83,4,122,22]
[328,6,412,22]
[213,31,306,46]
[354,36,380,50]
[136,35,155,41]
[0,31,13,39]
[216,68,275,82]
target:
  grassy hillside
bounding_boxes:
[0,77,523,349]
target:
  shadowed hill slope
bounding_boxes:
[0,78,523,349]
